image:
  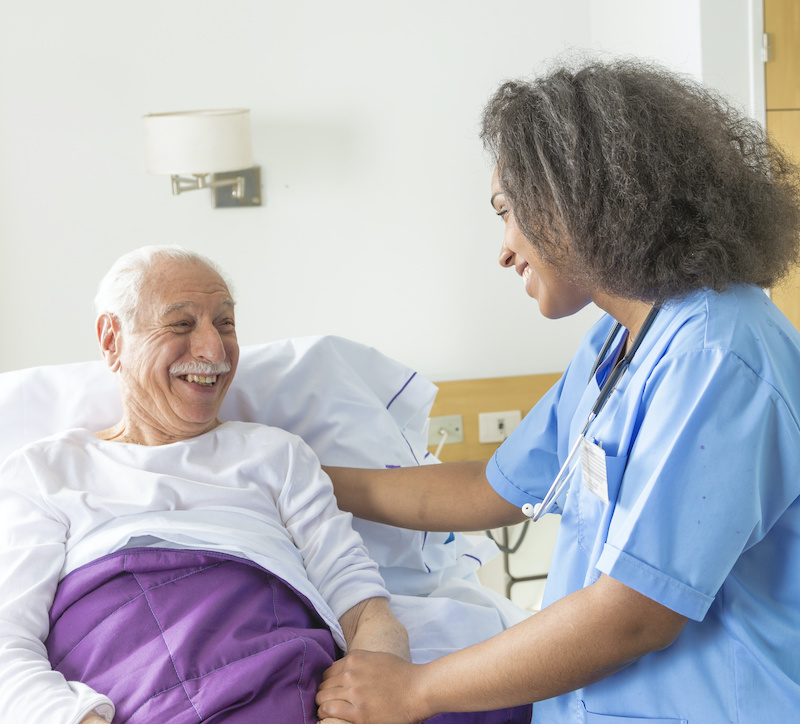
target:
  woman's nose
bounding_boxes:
[499,243,515,268]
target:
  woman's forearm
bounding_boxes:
[417,574,688,715]
[318,575,688,722]
[324,462,525,532]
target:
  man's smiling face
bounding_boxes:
[112,257,239,443]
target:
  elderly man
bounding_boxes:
[0,246,409,723]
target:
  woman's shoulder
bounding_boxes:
[663,286,800,358]
[655,286,800,408]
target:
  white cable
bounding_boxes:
[434,428,448,458]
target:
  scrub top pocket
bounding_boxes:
[583,713,687,724]
[582,701,687,723]
[576,452,627,584]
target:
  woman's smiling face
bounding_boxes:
[491,167,593,319]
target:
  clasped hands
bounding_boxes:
[317,649,429,724]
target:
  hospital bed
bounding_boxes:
[0,335,533,722]
[427,374,561,605]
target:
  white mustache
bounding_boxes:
[170,361,231,377]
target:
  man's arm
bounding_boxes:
[317,574,688,723]
[317,598,411,723]
[324,462,526,533]
[338,597,411,662]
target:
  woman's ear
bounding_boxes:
[96,313,122,373]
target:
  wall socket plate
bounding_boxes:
[427,415,464,446]
[478,410,522,444]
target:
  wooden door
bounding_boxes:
[765,0,800,329]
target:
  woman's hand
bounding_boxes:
[316,650,431,724]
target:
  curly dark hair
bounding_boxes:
[481,57,800,303]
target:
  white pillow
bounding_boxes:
[0,335,494,591]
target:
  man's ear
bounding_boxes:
[96,313,122,373]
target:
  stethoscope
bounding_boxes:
[522,305,661,522]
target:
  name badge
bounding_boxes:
[580,436,609,504]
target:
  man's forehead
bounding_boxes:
[142,261,233,308]
[157,297,235,316]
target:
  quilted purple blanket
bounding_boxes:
[46,548,531,723]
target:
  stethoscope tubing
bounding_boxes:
[526,305,662,522]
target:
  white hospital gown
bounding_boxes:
[0,421,388,724]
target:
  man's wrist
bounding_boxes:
[80,714,110,724]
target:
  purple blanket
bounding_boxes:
[46,548,531,723]
[46,548,338,722]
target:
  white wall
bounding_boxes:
[700,0,766,122]
[589,0,702,75]
[0,0,761,382]
[587,0,762,116]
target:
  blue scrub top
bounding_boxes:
[487,285,800,723]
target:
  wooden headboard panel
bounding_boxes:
[427,373,561,463]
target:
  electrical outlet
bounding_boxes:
[427,415,464,446]
[478,410,522,443]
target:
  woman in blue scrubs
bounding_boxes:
[317,58,800,723]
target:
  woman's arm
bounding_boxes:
[324,461,526,532]
[317,574,688,723]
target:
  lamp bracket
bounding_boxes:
[168,167,262,207]
[212,166,262,207]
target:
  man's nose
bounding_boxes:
[192,323,226,363]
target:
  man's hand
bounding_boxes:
[79,714,109,724]
[316,650,430,724]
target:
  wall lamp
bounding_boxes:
[142,109,261,207]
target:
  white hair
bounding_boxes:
[93,245,235,329]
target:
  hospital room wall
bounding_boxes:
[0,0,760,381]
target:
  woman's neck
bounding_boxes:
[593,294,655,351]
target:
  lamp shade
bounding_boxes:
[142,109,253,175]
